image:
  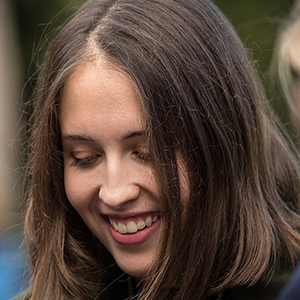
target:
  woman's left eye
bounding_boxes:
[132,151,150,163]
[70,154,100,167]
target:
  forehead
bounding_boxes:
[62,60,138,105]
[59,60,145,135]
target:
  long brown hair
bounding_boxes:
[22,0,300,299]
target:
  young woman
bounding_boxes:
[16,0,300,299]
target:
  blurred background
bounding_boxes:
[0,0,296,299]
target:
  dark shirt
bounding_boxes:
[12,267,293,300]
[276,262,300,300]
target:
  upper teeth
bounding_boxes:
[110,215,158,234]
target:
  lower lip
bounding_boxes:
[107,218,161,245]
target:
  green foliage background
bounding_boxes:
[10,0,296,122]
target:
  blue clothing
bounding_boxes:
[277,262,300,300]
[0,236,29,300]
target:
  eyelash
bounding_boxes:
[70,154,99,167]
[133,151,150,163]
[69,151,150,167]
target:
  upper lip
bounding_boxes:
[102,211,160,220]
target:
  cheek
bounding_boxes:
[64,170,95,211]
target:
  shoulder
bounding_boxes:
[224,267,293,300]
[277,262,300,300]
[11,290,31,300]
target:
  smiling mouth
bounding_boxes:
[107,214,160,235]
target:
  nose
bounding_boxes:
[98,160,140,209]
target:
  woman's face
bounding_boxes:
[60,60,161,279]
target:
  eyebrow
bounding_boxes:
[62,134,95,142]
[61,130,146,143]
[122,130,145,140]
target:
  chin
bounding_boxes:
[114,255,154,280]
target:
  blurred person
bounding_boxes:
[275,1,300,299]
[14,0,300,299]
[276,0,300,131]
[0,0,28,299]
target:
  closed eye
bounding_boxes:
[70,154,100,167]
[132,151,150,163]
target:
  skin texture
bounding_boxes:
[60,59,161,279]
